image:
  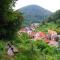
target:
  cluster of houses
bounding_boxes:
[18,23,60,47]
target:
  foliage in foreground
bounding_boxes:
[0,32,60,60]
[0,0,24,39]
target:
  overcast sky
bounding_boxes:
[14,0,60,12]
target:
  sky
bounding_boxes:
[14,0,60,12]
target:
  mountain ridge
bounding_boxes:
[17,5,52,26]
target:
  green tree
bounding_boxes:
[47,10,60,23]
[0,0,23,39]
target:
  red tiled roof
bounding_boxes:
[38,32,46,38]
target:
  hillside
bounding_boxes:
[47,10,60,24]
[17,5,52,26]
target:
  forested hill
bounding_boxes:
[47,10,60,23]
[17,5,52,26]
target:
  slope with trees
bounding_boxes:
[18,5,52,26]
[45,10,60,34]
[0,0,60,60]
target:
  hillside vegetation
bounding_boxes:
[0,14,60,60]
[0,33,60,60]
[45,10,60,34]
[0,0,60,60]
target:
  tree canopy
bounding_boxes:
[47,10,60,23]
[0,0,24,39]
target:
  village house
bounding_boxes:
[30,23,39,31]
[48,30,57,40]
[57,35,60,40]
[19,27,59,47]
[33,32,46,40]
[19,28,27,33]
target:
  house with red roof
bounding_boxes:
[19,27,59,47]
[32,32,46,40]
